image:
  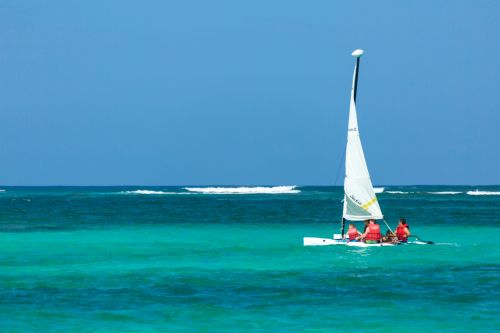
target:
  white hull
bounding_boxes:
[303,237,430,247]
[303,237,396,247]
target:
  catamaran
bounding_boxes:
[304,49,395,247]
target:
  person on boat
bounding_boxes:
[359,219,381,244]
[382,230,399,244]
[398,218,410,229]
[343,224,361,242]
[363,220,370,233]
[395,219,411,242]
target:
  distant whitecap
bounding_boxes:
[121,190,173,195]
[183,186,300,194]
[466,190,500,196]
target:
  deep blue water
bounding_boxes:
[0,186,499,332]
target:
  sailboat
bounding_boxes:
[304,49,394,247]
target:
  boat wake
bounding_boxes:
[183,186,300,194]
[466,190,500,196]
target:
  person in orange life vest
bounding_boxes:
[358,220,369,241]
[359,219,382,244]
[398,218,410,230]
[343,224,361,242]
[395,218,411,242]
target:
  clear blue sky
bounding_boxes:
[0,1,498,185]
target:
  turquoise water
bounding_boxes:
[0,186,499,332]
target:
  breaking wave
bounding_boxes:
[373,187,384,193]
[183,186,300,194]
[0,189,5,192]
[387,191,465,195]
[466,190,500,196]
[121,190,177,195]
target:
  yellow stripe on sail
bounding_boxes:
[361,197,378,210]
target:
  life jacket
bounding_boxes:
[348,228,359,240]
[365,223,381,241]
[396,225,408,241]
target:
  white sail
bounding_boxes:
[302,50,435,246]
[342,51,383,221]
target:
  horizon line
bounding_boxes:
[0,184,498,187]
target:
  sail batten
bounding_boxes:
[342,50,383,221]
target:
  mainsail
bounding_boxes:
[342,50,383,221]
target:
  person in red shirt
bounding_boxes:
[343,224,361,242]
[359,219,381,244]
[395,218,411,242]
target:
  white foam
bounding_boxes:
[428,191,462,195]
[386,191,410,194]
[0,189,5,192]
[466,190,500,196]
[121,190,174,195]
[373,187,384,193]
[183,186,300,194]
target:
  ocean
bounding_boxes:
[0,186,499,332]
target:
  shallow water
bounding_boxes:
[0,186,499,332]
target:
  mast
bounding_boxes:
[353,56,360,104]
[342,51,361,238]
[342,49,384,222]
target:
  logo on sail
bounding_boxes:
[349,194,363,206]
